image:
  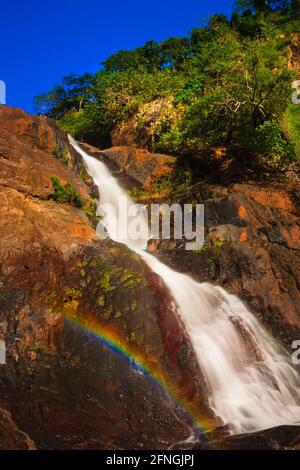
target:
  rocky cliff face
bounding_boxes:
[111,98,182,152]
[83,137,300,449]
[152,180,300,350]
[0,106,213,449]
[83,128,300,350]
[1,106,300,450]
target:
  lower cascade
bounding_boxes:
[70,136,300,435]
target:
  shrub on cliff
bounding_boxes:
[50,177,84,208]
[251,118,296,164]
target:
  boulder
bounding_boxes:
[79,143,175,191]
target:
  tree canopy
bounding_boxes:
[35,3,300,168]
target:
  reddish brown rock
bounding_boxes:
[0,105,95,192]
[0,132,88,199]
[0,108,213,449]
[0,106,57,153]
[80,143,174,191]
[155,180,300,346]
[1,105,299,450]
[0,407,36,450]
[232,184,294,213]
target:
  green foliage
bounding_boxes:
[58,109,93,139]
[158,28,296,165]
[129,168,192,200]
[251,118,296,163]
[82,197,101,226]
[174,78,203,105]
[50,177,84,208]
[129,187,147,201]
[35,73,94,118]
[35,4,299,167]
[152,169,192,193]
[282,104,300,159]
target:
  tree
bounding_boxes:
[236,0,270,12]
[137,40,162,71]
[209,14,229,29]
[236,0,292,11]
[35,5,297,166]
[165,32,295,161]
[34,73,94,118]
[102,50,142,72]
[159,37,191,69]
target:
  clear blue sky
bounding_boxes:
[0,0,234,113]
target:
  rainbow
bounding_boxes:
[63,312,218,448]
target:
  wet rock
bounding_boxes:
[0,107,213,449]
[156,180,300,348]
[210,425,300,450]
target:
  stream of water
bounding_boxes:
[70,136,300,434]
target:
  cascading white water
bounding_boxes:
[70,136,300,434]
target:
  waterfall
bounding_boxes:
[69,136,300,435]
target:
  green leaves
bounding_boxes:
[35,5,299,168]
[34,73,94,119]
[50,177,84,208]
[251,118,296,163]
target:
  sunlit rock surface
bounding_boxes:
[0,107,213,449]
